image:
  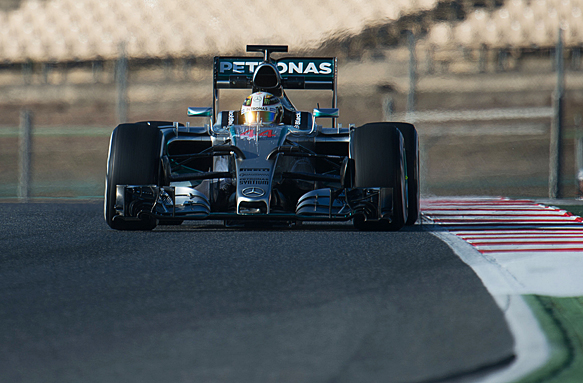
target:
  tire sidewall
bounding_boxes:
[104,123,162,230]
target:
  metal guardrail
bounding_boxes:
[4,115,114,201]
[18,110,32,202]
[391,107,554,124]
[0,126,113,137]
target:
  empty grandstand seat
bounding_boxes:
[454,23,473,46]
[484,19,500,47]
[0,0,444,62]
[532,20,549,46]
[532,0,548,21]
[428,22,452,47]
[503,19,523,46]
[507,0,524,19]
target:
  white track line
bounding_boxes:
[466,237,583,243]
[423,197,583,296]
[429,228,549,383]
[420,196,583,382]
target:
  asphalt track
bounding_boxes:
[1,202,514,383]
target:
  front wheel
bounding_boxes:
[359,122,419,225]
[351,124,407,231]
[394,123,420,225]
[104,123,162,230]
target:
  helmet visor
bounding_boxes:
[245,110,277,124]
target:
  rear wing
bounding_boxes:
[212,56,337,120]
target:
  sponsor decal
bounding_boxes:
[276,62,332,75]
[240,168,270,172]
[259,130,277,138]
[241,177,269,185]
[228,110,234,125]
[237,128,278,139]
[219,61,260,74]
[239,129,255,139]
[239,168,270,172]
[239,168,271,189]
[219,59,333,76]
[294,112,301,129]
[241,187,266,197]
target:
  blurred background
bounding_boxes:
[1,0,582,199]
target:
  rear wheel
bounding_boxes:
[104,123,162,230]
[351,124,407,231]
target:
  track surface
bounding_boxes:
[1,202,513,383]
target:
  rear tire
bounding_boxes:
[104,123,162,230]
[351,124,407,231]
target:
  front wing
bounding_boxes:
[113,185,394,223]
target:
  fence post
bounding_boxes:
[575,114,583,198]
[420,138,430,197]
[116,42,128,124]
[407,31,416,114]
[549,29,564,199]
[18,110,33,202]
[383,97,394,121]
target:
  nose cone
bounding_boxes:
[231,125,288,215]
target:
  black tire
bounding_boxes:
[386,144,407,231]
[104,123,162,230]
[358,122,420,225]
[394,123,420,225]
[351,124,407,231]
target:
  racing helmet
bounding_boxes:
[241,92,283,125]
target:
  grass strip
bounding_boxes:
[556,205,583,219]
[516,296,583,383]
[516,201,583,382]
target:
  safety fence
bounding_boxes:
[2,33,583,199]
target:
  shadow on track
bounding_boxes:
[155,221,429,233]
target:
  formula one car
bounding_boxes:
[104,45,419,231]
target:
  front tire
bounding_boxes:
[351,124,407,231]
[393,123,419,225]
[104,123,162,230]
[359,122,419,225]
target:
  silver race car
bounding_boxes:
[104,45,419,231]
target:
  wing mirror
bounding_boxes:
[187,107,212,117]
[313,108,339,118]
[186,107,213,134]
[312,108,339,131]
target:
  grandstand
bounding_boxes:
[1,0,582,199]
[0,0,440,63]
[426,0,583,48]
[0,0,578,75]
